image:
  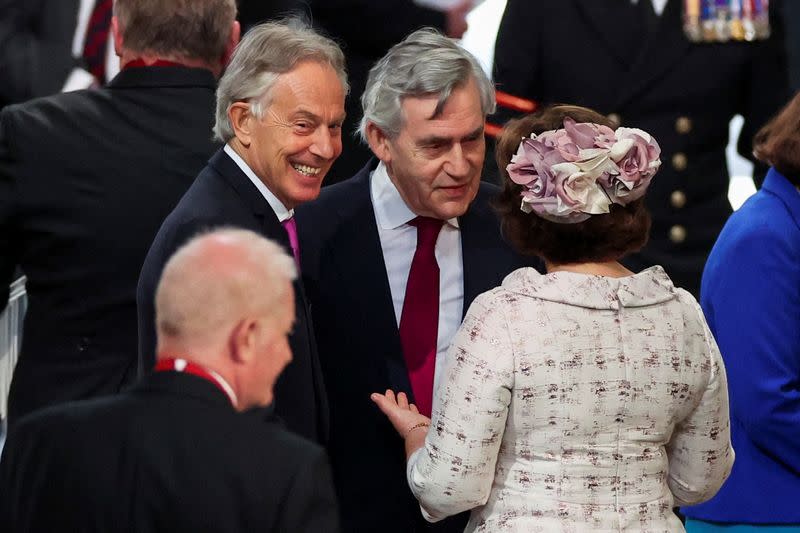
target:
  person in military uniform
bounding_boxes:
[492,0,792,295]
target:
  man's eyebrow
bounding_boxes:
[418,125,485,145]
[291,109,347,124]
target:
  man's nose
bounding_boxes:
[444,143,470,178]
[309,127,337,160]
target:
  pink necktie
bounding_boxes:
[398,216,444,417]
[282,217,301,270]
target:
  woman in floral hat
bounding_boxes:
[371,105,734,532]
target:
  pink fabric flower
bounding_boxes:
[506,120,661,223]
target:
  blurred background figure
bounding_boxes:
[0,0,239,425]
[489,0,792,295]
[307,0,474,184]
[0,229,340,533]
[0,0,120,110]
[374,105,733,532]
[682,93,800,532]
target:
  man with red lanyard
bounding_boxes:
[0,229,339,532]
[0,0,240,425]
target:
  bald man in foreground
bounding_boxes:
[0,229,339,533]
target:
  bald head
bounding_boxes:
[155,228,296,350]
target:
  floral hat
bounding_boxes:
[506,118,661,223]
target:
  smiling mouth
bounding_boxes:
[292,163,321,177]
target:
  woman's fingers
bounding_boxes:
[397,392,409,409]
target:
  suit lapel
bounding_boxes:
[329,171,412,395]
[458,197,500,319]
[613,0,692,109]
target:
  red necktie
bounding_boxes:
[82,0,113,83]
[398,216,444,417]
[282,218,301,271]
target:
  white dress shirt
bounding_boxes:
[224,144,294,222]
[370,163,464,392]
[631,0,668,16]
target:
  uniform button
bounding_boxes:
[675,116,692,134]
[670,190,687,209]
[607,113,621,127]
[672,152,688,171]
[669,225,687,244]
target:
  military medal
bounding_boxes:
[683,0,771,42]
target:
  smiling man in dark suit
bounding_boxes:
[297,29,539,533]
[137,21,347,445]
[0,0,240,425]
[1,229,339,533]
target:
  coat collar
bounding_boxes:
[762,168,800,230]
[107,65,217,90]
[207,149,289,245]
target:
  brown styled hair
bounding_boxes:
[494,105,651,264]
[114,0,237,64]
[753,91,800,185]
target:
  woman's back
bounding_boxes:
[411,266,732,532]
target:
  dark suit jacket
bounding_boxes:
[137,149,329,444]
[0,0,82,108]
[296,159,540,532]
[492,0,791,295]
[0,371,339,533]
[307,0,447,183]
[0,66,220,424]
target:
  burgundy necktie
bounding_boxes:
[82,0,113,83]
[282,217,301,271]
[399,216,444,417]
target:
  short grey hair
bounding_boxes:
[155,228,297,343]
[113,0,237,64]
[213,20,349,142]
[359,28,495,142]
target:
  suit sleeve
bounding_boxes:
[277,448,340,533]
[407,290,513,521]
[137,218,209,375]
[737,0,792,185]
[666,294,734,506]
[700,222,800,475]
[492,0,541,124]
[0,108,19,311]
[0,0,80,104]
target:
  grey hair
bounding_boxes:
[213,20,349,142]
[358,28,495,142]
[155,228,297,342]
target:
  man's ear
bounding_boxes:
[111,16,123,58]
[222,21,241,68]
[365,122,393,164]
[228,102,255,147]
[229,318,257,364]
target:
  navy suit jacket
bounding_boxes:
[0,371,339,533]
[297,159,540,532]
[137,149,328,444]
[684,168,800,523]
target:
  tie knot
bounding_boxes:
[282,217,297,233]
[409,216,444,249]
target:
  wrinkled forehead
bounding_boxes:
[398,80,485,138]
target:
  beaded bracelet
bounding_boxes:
[404,422,430,439]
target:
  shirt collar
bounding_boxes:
[224,144,294,222]
[370,161,459,230]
